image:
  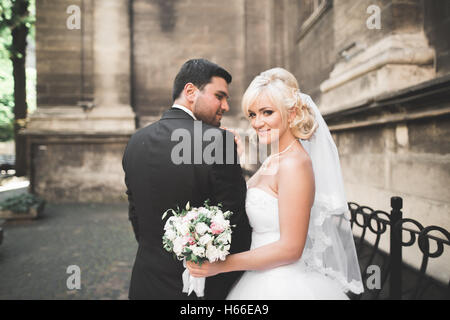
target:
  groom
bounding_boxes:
[122,59,252,300]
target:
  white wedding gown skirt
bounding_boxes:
[227,188,349,300]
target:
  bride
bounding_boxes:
[187,68,364,299]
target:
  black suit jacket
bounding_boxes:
[122,108,252,300]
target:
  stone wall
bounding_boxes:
[25,0,135,203]
[294,0,450,282]
[335,113,450,283]
[294,0,335,100]
[295,0,428,87]
[132,0,300,128]
[424,0,450,76]
[133,0,247,126]
[28,135,129,203]
[30,0,293,202]
[36,0,92,106]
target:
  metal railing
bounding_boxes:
[348,197,450,300]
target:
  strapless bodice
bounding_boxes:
[245,188,280,249]
[227,187,350,300]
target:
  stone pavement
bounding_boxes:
[0,195,138,300]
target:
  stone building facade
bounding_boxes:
[25,0,448,279]
[24,0,292,202]
[293,0,450,283]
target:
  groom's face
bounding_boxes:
[193,76,230,127]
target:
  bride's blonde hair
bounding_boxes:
[242,67,318,140]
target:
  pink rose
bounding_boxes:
[184,235,196,246]
[210,222,224,235]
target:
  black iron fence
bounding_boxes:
[348,197,450,300]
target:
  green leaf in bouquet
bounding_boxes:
[223,210,233,219]
[163,242,173,252]
[193,232,200,241]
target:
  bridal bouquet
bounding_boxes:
[162,200,233,297]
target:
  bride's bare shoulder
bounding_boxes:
[279,148,312,176]
[277,148,314,198]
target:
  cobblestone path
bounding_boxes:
[0,202,138,299]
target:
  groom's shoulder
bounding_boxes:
[200,121,225,133]
[128,119,231,143]
[179,120,228,137]
[128,122,155,139]
[199,122,235,145]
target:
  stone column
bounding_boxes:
[26,0,135,133]
[23,0,135,203]
[90,0,135,130]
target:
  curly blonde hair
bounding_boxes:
[242,68,318,140]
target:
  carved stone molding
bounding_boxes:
[319,33,436,114]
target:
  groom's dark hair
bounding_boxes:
[172,58,232,102]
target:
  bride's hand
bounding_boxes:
[186,260,223,278]
[221,127,244,158]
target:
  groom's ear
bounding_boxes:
[184,83,198,103]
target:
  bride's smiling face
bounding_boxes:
[247,94,287,145]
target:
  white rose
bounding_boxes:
[198,234,213,246]
[218,246,230,261]
[165,229,177,241]
[206,244,220,263]
[213,210,224,219]
[212,214,229,230]
[183,210,199,222]
[175,221,190,236]
[216,231,231,244]
[195,222,210,235]
[173,237,185,256]
[164,216,177,231]
[190,246,206,258]
[198,207,211,218]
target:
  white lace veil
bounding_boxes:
[299,93,364,294]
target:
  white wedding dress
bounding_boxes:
[226,187,349,300]
[225,93,363,300]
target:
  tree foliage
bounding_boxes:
[0,0,35,142]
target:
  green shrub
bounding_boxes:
[0,193,44,214]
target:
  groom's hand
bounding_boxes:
[186,260,223,278]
